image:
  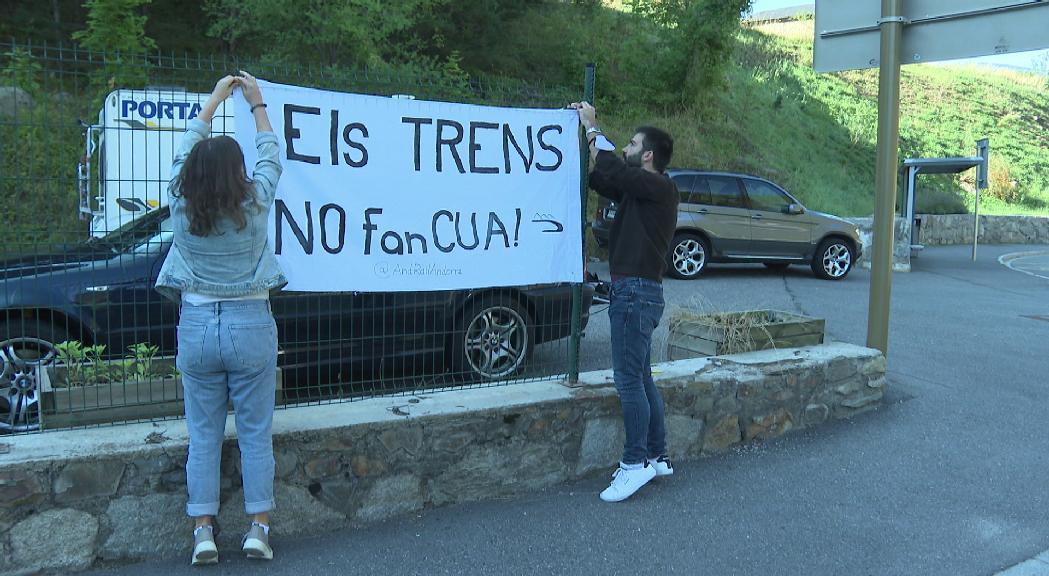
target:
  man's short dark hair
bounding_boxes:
[636,126,673,173]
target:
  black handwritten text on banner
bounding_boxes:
[235,81,582,292]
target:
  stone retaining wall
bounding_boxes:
[915,214,1049,246]
[846,214,1048,273]
[0,343,884,575]
[847,216,911,272]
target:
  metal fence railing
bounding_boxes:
[0,40,593,434]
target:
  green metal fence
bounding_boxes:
[0,40,593,433]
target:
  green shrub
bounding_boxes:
[0,49,87,249]
[987,155,1027,205]
[915,187,968,215]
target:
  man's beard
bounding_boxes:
[623,149,643,167]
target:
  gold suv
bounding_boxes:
[592,170,862,280]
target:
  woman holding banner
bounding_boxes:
[155,72,286,565]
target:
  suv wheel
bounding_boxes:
[811,238,854,280]
[667,233,709,280]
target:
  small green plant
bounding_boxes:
[55,340,87,385]
[108,358,135,382]
[127,342,159,380]
[51,341,167,386]
[81,344,110,384]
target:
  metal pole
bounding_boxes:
[972,188,980,261]
[866,0,903,357]
[906,165,919,246]
[973,138,989,261]
[567,63,596,384]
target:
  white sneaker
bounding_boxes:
[242,522,273,561]
[191,525,218,566]
[600,462,657,502]
[649,455,674,477]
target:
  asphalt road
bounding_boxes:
[89,244,1049,576]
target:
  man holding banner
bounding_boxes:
[571,101,678,503]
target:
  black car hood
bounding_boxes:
[0,246,116,281]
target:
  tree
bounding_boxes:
[203,0,256,57]
[72,0,156,53]
[626,0,753,107]
[678,0,754,98]
[203,0,451,67]
[72,0,157,93]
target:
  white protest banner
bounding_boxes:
[234,80,582,292]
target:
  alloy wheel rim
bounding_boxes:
[673,239,705,277]
[0,337,57,433]
[822,244,851,278]
[463,306,528,379]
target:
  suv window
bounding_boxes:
[743,179,792,213]
[671,174,696,204]
[700,176,744,208]
[687,176,713,205]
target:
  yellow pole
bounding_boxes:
[866,0,903,357]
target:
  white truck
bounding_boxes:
[78,89,231,237]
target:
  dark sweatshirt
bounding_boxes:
[589,150,678,281]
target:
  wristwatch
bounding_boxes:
[585,126,602,136]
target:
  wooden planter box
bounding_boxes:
[39,359,283,429]
[667,310,825,360]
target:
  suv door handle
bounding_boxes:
[751,214,762,220]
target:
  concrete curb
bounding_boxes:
[998,250,1049,281]
[994,549,1049,575]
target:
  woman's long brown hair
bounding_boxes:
[174,135,255,236]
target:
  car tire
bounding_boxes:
[452,295,531,381]
[811,238,854,280]
[0,321,70,433]
[763,262,791,271]
[666,233,709,280]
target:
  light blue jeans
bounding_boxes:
[178,299,278,517]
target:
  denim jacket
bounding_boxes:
[155,118,287,303]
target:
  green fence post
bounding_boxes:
[568,63,596,384]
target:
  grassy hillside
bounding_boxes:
[594,19,1049,217]
[4,3,1045,241]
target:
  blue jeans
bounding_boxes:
[608,277,667,465]
[178,300,278,517]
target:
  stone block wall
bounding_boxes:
[846,216,911,272]
[0,343,885,574]
[915,214,1049,246]
[846,215,1048,274]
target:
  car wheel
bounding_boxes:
[666,233,709,280]
[811,238,854,280]
[763,262,791,271]
[453,296,530,381]
[0,321,70,433]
